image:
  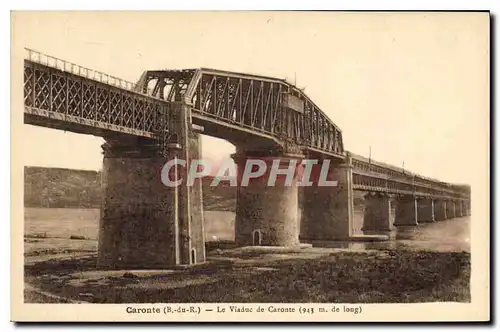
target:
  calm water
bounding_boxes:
[346,208,471,252]
[25,207,471,253]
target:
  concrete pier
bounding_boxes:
[417,198,435,222]
[394,196,418,226]
[362,193,392,232]
[300,158,354,241]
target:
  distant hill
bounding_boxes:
[24,167,102,208]
[201,176,236,211]
[24,167,236,211]
[24,166,363,211]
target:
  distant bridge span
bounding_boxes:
[23,49,471,268]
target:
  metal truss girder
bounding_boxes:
[24,106,156,138]
[185,70,345,157]
[24,60,171,142]
[351,155,470,200]
[117,65,346,157]
[191,112,280,145]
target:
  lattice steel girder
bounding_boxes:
[351,155,470,200]
[24,60,171,139]
[141,68,345,158]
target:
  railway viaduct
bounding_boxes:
[23,49,471,268]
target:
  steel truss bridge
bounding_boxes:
[22,49,470,201]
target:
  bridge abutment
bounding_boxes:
[361,193,392,232]
[417,198,435,222]
[300,158,354,241]
[394,196,418,226]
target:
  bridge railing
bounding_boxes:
[24,48,155,96]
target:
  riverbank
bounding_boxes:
[23,207,471,303]
[24,244,470,303]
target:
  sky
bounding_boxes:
[12,11,489,185]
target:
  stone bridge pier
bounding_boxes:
[98,137,174,269]
[464,200,471,216]
[446,200,456,219]
[232,152,303,247]
[232,146,354,246]
[300,155,354,242]
[97,106,206,268]
[417,198,435,223]
[361,193,392,232]
[394,195,418,226]
[456,200,463,217]
[434,199,447,221]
